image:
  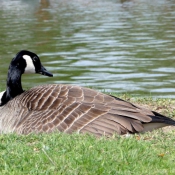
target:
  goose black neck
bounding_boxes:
[0,66,24,106]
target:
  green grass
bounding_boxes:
[1,95,175,174]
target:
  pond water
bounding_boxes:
[0,0,175,97]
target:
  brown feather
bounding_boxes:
[0,84,175,136]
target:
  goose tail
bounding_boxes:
[151,111,175,125]
[142,111,175,133]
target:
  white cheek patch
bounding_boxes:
[23,55,36,73]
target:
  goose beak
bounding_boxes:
[38,65,53,77]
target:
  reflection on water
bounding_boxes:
[0,0,175,97]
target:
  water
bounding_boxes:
[0,0,175,97]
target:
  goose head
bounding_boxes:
[0,50,53,106]
[11,50,53,77]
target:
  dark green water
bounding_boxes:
[0,0,175,97]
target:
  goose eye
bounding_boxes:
[33,56,38,62]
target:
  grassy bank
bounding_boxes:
[0,95,175,174]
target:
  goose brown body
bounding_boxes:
[0,84,174,136]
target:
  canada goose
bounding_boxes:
[0,50,175,136]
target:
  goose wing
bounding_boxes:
[11,84,175,136]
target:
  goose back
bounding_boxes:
[0,84,174,136]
